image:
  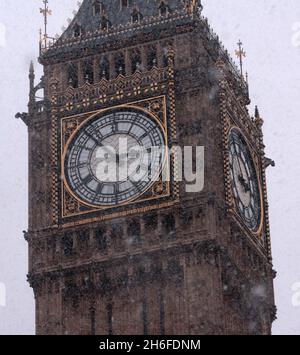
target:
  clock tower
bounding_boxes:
[18,0,276,335]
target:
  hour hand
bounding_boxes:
[238,175,250,193]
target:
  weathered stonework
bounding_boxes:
[19,0,275,335]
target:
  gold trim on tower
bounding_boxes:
[54,95,179,225]
[227,126,264,237]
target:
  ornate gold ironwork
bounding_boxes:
[235,40,246,78]
[39,0,52,49]
[60,97,171,219]
[49,45,179,227]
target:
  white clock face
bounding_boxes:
[64,108,166,207]
[229,129,262,232]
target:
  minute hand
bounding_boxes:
[232,143,244,177]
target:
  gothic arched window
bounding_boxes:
[67,63,78,88]
[127,219,141,245]
[120,0,129,9]
[162,214,176,239]
[62,233,74,256]
[131,9,143,23]
[100,15,111,31]
[95,227,107,252]
[73,24,82,38]
[93,0,103,15]
[162,47,169,67]
[83,60,94,84]
[131,50,141,73]
[99,56,110,80]
[159,1,169,17]
[147,46,158,70]
[115,53,125,76]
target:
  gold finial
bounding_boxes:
[186,0,201,15]
[235,39,246,77]
[39,0,52,48]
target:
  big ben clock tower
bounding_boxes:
[17,0,276,335]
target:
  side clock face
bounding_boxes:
[228,129,262,232]
[64,108,166,207]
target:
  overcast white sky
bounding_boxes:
[0,0,299,335]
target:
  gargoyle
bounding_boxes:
[15,112,28,126]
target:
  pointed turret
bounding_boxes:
[29,61,35,110]
[254,105,264,128]
[29,61,35,87]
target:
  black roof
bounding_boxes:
[62,0,187,39]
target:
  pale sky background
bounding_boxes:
[0,0,299,335]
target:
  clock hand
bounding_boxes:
[232,143,251,193]
[95,142,118,163]
[242,170,251,192]
[232,143,244,177]
[238,174,250,193]
[238,174,245,186]
[118,150,142,166]
[116,153,120,165]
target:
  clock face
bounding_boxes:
[228,129,262,232]
[64,108,166,207]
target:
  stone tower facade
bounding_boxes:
[18,0,276,335]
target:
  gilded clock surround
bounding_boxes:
[61,99,171,215]
[50,47,179,228]
[228,126,264,236]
